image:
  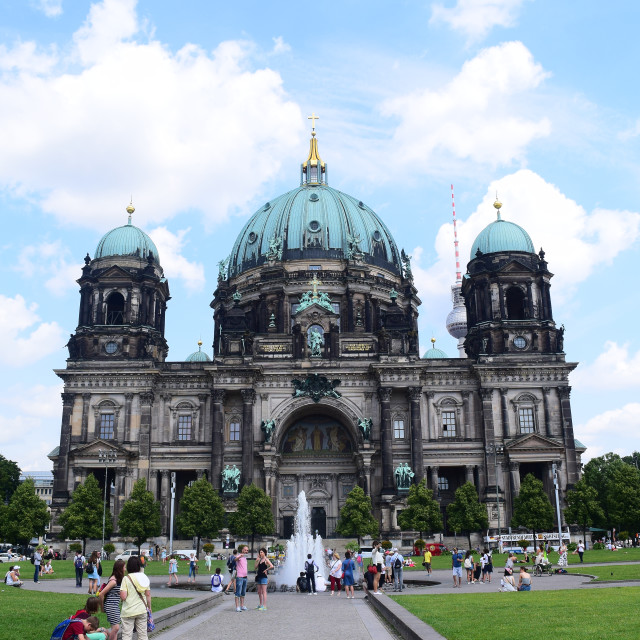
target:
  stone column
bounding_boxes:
[558,387,579,488]
[210,390,226,492]
[123,393,133,442]
[197,394,207,443]
[465,465,474,484]
[81,393,91,441]
[462,391,472,440]
[53,393,76,501]
[378,387,394,493]
[148,470,158,500]
[160,470,170,535]
[430,466,439,498]
[138,391,154,484]
[424,391,433,441]
[241,389,256,487]
[542,387,552,437]
[509,461,521,498]
[500,389,510,439]
[407,387,424,483]
[479,388,498,492]
[196,469,205,480]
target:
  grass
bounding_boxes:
[567,564,640,581]
[0,589,188,640]
[403,547,640,570]
[31,558,228,580]
[391,587,640,640]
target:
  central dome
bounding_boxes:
[227,133,401,278]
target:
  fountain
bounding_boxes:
[277,491,327,590]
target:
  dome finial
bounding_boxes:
[197,339,203,351]
[308,112,319,137]
[302,112,326,185]
[493,193,502,220]
[126,197,135,225]
[431,336,436,347]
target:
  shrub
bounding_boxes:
[381,540,392,550]
[68,542,82,553]
[345,540,360,553]
[618,531,629,541]
[518,539,530,551]
[440,549,452,556]
[593,542,605,550]
[567,542,577,552]
[414,539,426,551]
[103,542,115,559]
[202,543,215,554]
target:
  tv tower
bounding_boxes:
[445,185,467,357]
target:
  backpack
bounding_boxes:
[49,619,77,640]
[305,560,315,573]
[85,562,94,574]
[394,556,403,569]
[226,556,236,572]
[30,555,35,565]
[212,574,222,587]
[74,556,83,569]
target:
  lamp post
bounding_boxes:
[169,472,176,554]
[487,443,504,546]
[97,449,117,560]
[552,463,563,550]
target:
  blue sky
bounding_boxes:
[1,0,639,471]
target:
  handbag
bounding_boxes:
[367,563,377,574]
[128,576,154,632]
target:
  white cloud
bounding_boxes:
[272,36,291,54]
[34,0,63,18]
[380,42,550,173]
[0,0,303,231]
[575,402,640,461]
[0,294,67,365]
[15,241,81,296]
[618,119,640,141]
[572,342,640,391]
[149,227,206,293]
[430,0,526,41]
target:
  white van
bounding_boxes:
[115,548,149,562]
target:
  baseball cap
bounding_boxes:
[392,548,398,552]
[13,565,20,569]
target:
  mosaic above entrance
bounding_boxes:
[282,416,352,455]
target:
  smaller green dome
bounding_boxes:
[423,339,448,359]
[470,218,534,259]
[95,205,160,264]
[186,342,211,362]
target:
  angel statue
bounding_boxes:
[357,417,373,441]
[217,257,228,281]
[261,419,276,443]
[401,249,413,282]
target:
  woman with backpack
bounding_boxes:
[99,559,125,640]
[86,551,101,595]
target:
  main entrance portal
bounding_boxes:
[311,507,326,538]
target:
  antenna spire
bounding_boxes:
[451,184,461,284]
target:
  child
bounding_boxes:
[59,616,105,640]
[73,596,101,619]
[167,554,179,586]
[211,567,224,592]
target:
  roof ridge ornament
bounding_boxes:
[302,112,326,185]
[126,199,135,225]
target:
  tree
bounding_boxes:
[622,451,640,470]
[58,474,113,555]
[565,478,605,545]
[118,478,161,554]
[3,478,49,546]
[228,484,274,557]
[103,542,116,559]
[397,479,443,538]
[606,464,640,536]
[581,453,625,528]
[446,482,488,549]
[510,473,554,540]
[176,477,225,556]
[0,455,20,504]
[335,486,378,544]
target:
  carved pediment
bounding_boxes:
[70,439,135,460]
[497,260,535,275]
[505,433,564,452]
[99,265,135,280]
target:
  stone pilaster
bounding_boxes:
[241,389,256,487]
[210,389,226,491]
[407,387,424,483]
[378,387,394,492]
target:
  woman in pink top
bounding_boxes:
[234,546,249,612]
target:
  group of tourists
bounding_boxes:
[458,548,494,585]
[72,550,103,594]
[364,540,406,594]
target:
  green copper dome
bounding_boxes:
[227,135,401,278]
[186,348,211,362]
[423,341,448,359]
[95,205,160,265]
[470,201,534,260]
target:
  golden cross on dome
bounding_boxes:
[308,273,323,298]
[308,112,319,135]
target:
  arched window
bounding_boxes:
[511,393,539,435]
[506,287,526,320]
[106,292,125,325]
[92,399,121,439]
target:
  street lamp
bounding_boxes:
[169,472,176,554]
[552,463,563,550]
[486,443,504,546]
[97,449,117,560]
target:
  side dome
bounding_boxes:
[423,338,448,359]
[470,200,534,259]
[186,342,211,362]
[95,205,160,265]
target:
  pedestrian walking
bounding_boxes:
[391,548,404,592]
[204,552,212,573]
[371,541,384,594]
[451,547,463,587]
[167,555,179,586]
[86,551,101,594]
[74,550,86,588]
[304,553,318,595]
[224,549,237,595]
[33,546,43,583]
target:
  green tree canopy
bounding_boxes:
[510,473,554,538]
[606,464,640,535]
[3,478,49,546]
[565,478,605,545]
[397,479,443,538]
[58,474,113,555]
[228,484,275,557]
[581,453,625,528]
[0,455,21,504]
[446,481,488,549]
[176,477,225,556]
[117,478,161,554]
[335,485,378,544]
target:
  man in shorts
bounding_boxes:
[451,547,463,587]
[234,546,249,612]
[423,548,432,574]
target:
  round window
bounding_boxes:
[309,193,319,202]
[513,336,527,349]
[372,230,382,242]
[308,220,321,232]
[248,231,257,243]
[105,341,118,354]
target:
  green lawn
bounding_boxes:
[0,589,188,640]
[404,547,640,570]
[567,564,640,581]
[391,588,640,640]
[35,558,228,580]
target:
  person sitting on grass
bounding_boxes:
[518,566,532,591]
[42,560,54,575]
[5,565,22,587]
[499,567,517,592]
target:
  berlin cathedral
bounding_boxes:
[50,127,583,541]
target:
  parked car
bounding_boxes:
[422,543,447,556]
[358,546,373,559]
[0,553,14,563]
[114,548,150,562]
